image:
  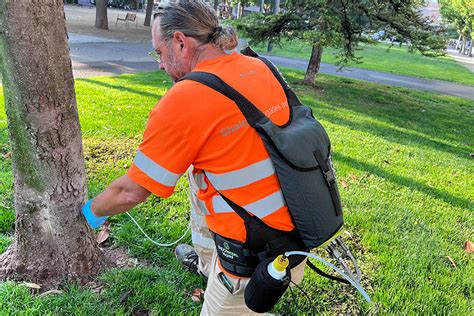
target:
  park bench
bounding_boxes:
[115,13,137,29]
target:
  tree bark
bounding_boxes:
[0,0,102,288]
[266,0,280,53]
[95,0,108,30]
[460,35,466,54]
[468,22,473,58]
[214,0,219,11]
[144,0,154,27]
[259,0,264,13]
[303,45,324,85]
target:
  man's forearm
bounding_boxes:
[90,175,151,217]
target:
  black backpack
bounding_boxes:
[181,47,343,251]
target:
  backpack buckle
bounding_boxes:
[324,169,336,186]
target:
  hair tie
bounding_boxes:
[208,26,223,42]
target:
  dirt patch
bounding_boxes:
[101,245,150,269]
[65,4,152,43]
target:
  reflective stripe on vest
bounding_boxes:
[194,172,208,190]
[205,158,275,190]
[134,150,182,187]
[212,190,285,219]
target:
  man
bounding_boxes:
[82,1,305,314]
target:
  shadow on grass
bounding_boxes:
[333,152,471,210]
[284,72,473,149]
[317,108,471,160]
[80,78,165,100]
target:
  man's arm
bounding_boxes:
[90,174,152,217]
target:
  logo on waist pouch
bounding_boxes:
[218,244,239,260]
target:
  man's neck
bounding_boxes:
[190,44,228,70]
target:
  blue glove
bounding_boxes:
[82,199,108,229]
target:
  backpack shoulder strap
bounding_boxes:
[257,57,302,107]
[179,71,266,128]
[240,46,301,107]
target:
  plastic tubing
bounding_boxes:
[285,250,372,303]
[126,212,191,247]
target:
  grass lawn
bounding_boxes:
[254,40,474,86]
[0,70,473,314]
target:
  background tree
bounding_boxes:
[440,0,474,56]
[266,0,280,53]
[144,0,154,27]
[95,0,108,30]
[0,1,102,288]
[236,0,446,85]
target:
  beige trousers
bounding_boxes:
[188,168,306,315]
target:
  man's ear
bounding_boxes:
[173,31,187,52]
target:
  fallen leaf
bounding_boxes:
[451,172,459,177]
[38,290,63,298]
[96,221,110,245]
[395,148,401,153]
[22,282,41,289]
[120,289,133,305]
[383,160,390,164]
[3,152,11,159]
[127,258,139,267]
[191,288,205,302]
[92,285,104,293]
[464,240,474,253]
[343,231,353,239]
[447,256,457,268]
[340,179,349,189]
[348,174,358,181]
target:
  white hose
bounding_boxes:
[285,250,372,303]
[126,212,191,247]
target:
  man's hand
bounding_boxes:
[82,199,108,229]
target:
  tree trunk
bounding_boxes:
[303,45,324,85]
[266,0,280,53]
[468,23,473,58]
[236,1,242,18]
[456,34,462,51]
[259,0,264,13]
[460,35,466,54]
[95,0,108,30]
[267,41,274,53]
[144,0,154,27]
[214,0,219,11]
[0,0,102,288]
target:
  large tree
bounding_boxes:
[95,0,108,30]
[0,1,102,288]
[237,0,446,85]
[440,0,474,56]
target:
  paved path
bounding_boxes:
[446,48,474,73]
[261,54,474,100]
[68,34,473,100]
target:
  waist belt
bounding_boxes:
[213,224,307,278]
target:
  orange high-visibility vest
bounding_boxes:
[128,52,295,243]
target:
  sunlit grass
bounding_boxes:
[0,70,472,314]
